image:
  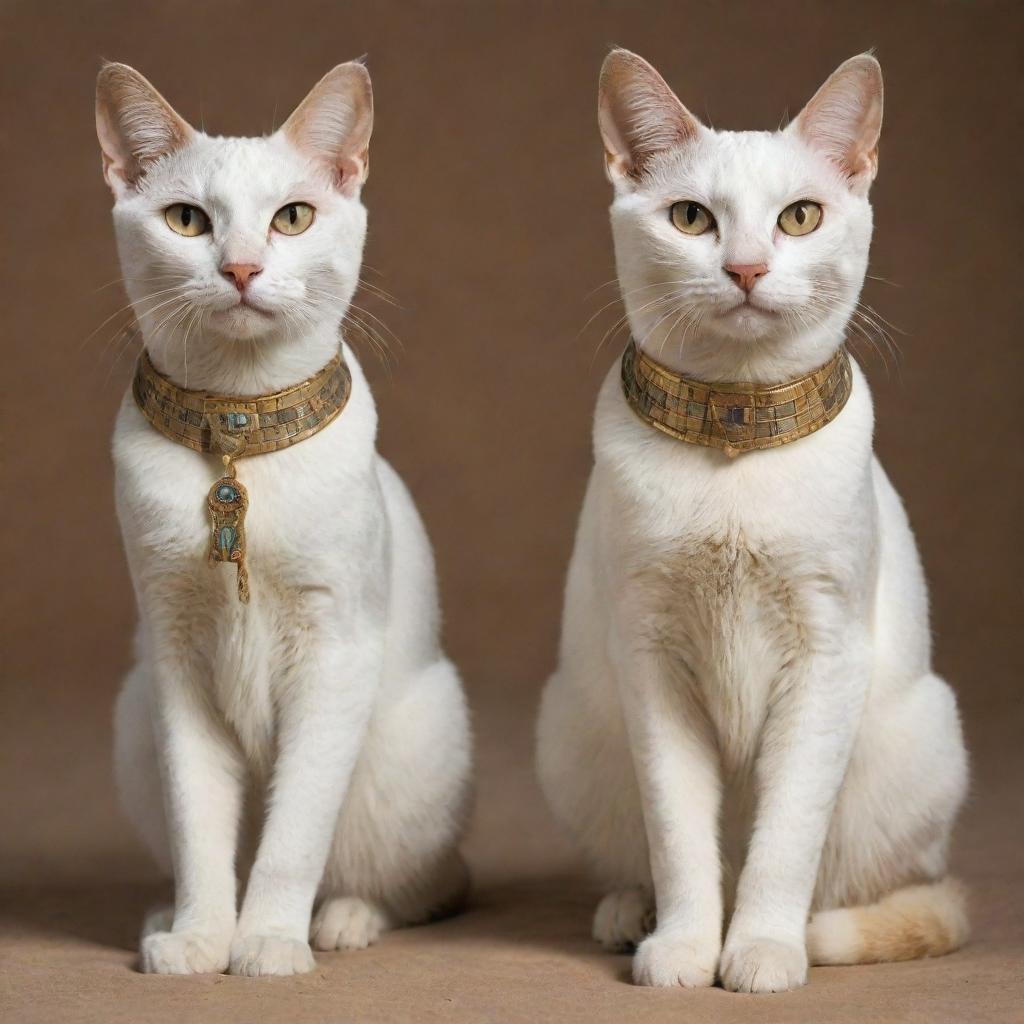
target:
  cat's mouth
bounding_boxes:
[214,296,274,319]
[743,292,777,311]
[723,294,779,320]
[206,298,278,338]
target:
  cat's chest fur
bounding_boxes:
[112,382,384,766]
[593,361,876,772]
[632,528,809,771]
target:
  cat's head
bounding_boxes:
[599,50,882,380]
[96,61,372,386]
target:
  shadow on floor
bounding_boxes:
[0,873,617,966]
[0,880,169,954]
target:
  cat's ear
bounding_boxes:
[95,63,194,194]
[789,54,883,194]
[598,48,702,186]
[280,62,373,197]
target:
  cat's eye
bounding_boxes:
[670,201,715,236]
[164,204,210,237]
[272,202,315,236]
[778,200,823,237]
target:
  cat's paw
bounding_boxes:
[229,934,316,977]
[592,888,655,952]
[719,936,808,993]
[311,896,392,951]
[140,930,230,975]
[632,929,720,988]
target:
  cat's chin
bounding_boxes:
[208,303,277,339]
[708,303,784,344]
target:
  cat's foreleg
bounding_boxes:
[140,649,245,975]
[720,634,868,993]
[230,625,382,977]
[618,648,724,989]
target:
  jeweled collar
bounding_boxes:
[133,348,351,461]
[132,349,352,602]
[621,339,852,457]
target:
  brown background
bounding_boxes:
[2,1,1022,1021]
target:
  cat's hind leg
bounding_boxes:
[311,849,468,952]
[592,887,656,952]
[809,671,968,964]
[311,895,393,951]
[537,668,654,952]
[113,664,171,876]
[314,657,472,952]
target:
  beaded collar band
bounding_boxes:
[132,349,352,602]
[621,339,852,457]
[133,349,351,459]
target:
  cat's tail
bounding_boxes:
[806,878,968,965]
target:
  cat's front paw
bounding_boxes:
[229,934,316,977]
[140,930,230,975]
[719,936,808,993]
[632,929,720,988]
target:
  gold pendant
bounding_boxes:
[207,456,250,603]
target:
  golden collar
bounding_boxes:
[131,349,352,603]
[132,349,351,461]
[621,339,852,457]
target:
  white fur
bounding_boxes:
[536,51,967,993]
[99,64,472,977]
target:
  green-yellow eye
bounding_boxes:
[778,200,823,236]
[272,202,315,235]
[670,201,715,236]
[164,204,210,237]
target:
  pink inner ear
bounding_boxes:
[335,152,369,197]
[96,64,194,189]
[280,63,373,195]
[599,50,701,181]
[793,58,883,188]
[284,118,368,195]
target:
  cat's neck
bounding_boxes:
[626,298,851,385]
[141,320,344,396]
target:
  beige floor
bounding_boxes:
[2,673,1022,1024]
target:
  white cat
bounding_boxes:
[97,61,472,977]
[536,50,968,993]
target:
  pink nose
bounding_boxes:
[725,262,769,293]
[221,262,263,291]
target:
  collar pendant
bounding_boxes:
[132,350,352,602]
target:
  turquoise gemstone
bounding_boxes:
[226,412,249,429]
[216,484,239,503]
[218,526,237,555]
